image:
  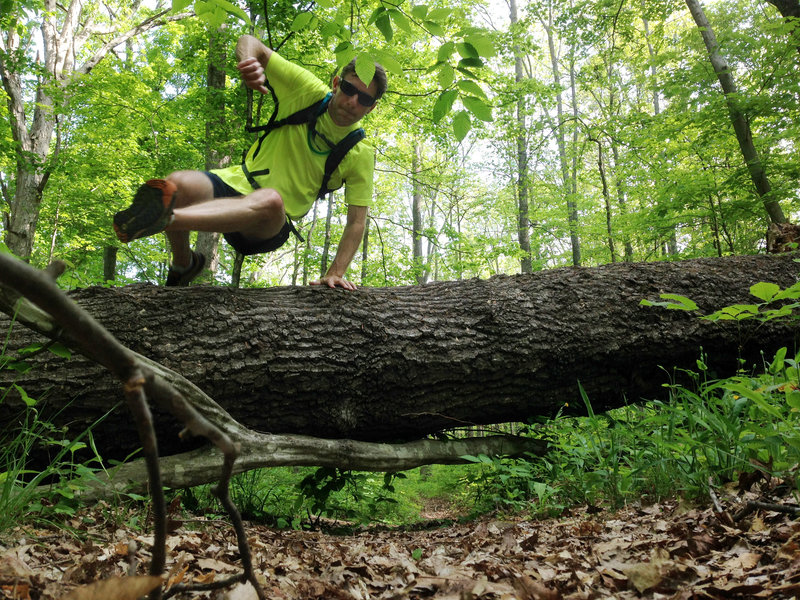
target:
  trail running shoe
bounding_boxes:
[113,179,177,243]
[165,251,206,287]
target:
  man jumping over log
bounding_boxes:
[113,34,387,290]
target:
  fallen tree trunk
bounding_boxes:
[1,253,799,462]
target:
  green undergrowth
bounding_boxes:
[0,331,123,536]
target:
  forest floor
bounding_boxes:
[2,487,800,600]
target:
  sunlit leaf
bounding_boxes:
[458,57,484,69]
[640,294,698,311]
[433,89,457,123]
[425,20,445,36]
[375,12,393,41]
[427,7,451,21]
[194,1,227,27]
[453,110,471,141]
[371,49,403,75]
[437,41,456,62]
[355,55,376,88]
[750,281,780,302]
[411,4,428,19]
[207,0,251,24]
[13,384,36,407]
[457,79,486,99]
[335,45,357,68]
[334,41,353,53]
[49,342,72,359]
[465,32,496,58]
[438,64,455,88]
[368,6,385,24]
[290,12,314,32]
[462,95,492,122]
[456,42,478,59]
[388,9,413,33]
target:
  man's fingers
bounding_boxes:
[310,277,357,290]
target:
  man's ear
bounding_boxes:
[331,74,340,91]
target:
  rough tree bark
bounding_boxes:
[1,254,798,465]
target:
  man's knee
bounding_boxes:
[166,170,212,205]
[247,188,284,222]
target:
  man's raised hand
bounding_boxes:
[237,57,269,95]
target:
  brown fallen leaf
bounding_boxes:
[623,549,672,594]
[225,581,260,600]
[511,574,561,600]
[60,575,162,600]
[1,582,31,600]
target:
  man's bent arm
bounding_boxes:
[312,205,368,290]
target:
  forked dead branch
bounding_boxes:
[0,253,266,600]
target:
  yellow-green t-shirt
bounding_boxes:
[211,53,375,220]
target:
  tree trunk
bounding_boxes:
[685,0,786,224]
[412,143,426,284]
[641,6,677,257]
[320,193,334,276]
[595,139,617,262]
[567,54,581,266]
[1,254,797,462]
[360,217,370,285]
[509,0,533,274]
[543,8,581,266]
[303,203,319,285]
[196,25,230,280]
[103,247,117,282]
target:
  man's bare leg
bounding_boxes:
[165,170,287,267]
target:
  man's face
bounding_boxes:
[328,74,378,127]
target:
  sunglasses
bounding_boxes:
[339,79,377,107]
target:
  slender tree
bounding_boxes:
[195,25,231,280]
[540,1,582,266]
[509,0,533,273]
[685,0,787,224]
[412,142,427,284]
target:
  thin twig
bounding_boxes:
[708,477,725,513]
[734,501,800,522]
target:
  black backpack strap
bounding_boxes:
[247,92,330,134]
[245,78,279,134]
[318,128,366,199]
[246,93,331,170]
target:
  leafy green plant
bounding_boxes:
[640,280,800,323]
[297,467,408,526]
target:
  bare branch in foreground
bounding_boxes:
[0,254,266,600]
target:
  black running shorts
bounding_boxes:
[204,171,292,256]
